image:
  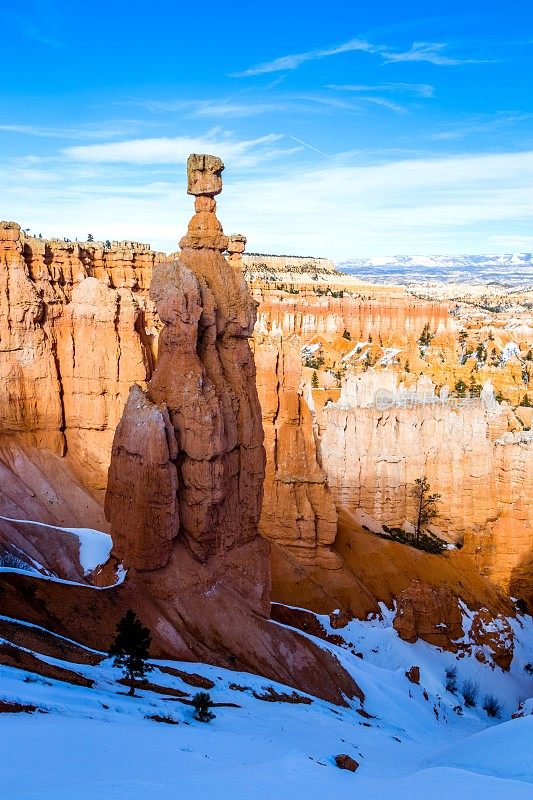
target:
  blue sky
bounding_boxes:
[1,0,532,258]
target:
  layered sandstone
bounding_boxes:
[254,332,339,568]
[99,155,360,704]
[0,222,163,493]
[318,371,532,604]
[254,288,456,348]
[106,153,266,575]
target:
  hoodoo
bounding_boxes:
[105,154,266,579]
[98,154,360,704]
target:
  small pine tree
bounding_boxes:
[444,666,458,694]
[109,610,152,695]
[469,374,482,397]
[412,476,441,546]
[454,379,467,398]
[87,233,94,242]
[311,371,319,388]
[105,239,112,249]
[342,329,351,340]
[418,323,434,348]
[192,691,215,722]
[482,694,502,718]
[461,679,478,708]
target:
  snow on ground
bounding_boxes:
[379,347,402,366]
[0,514,112,574]
[501,341,521,362]
[301,342,321,354]
[341,341,369,361]
[0,605,531,799]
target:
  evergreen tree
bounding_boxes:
[109,610,152,695]
[454,379,467,397]
[311,370,319,388]
[418,323,434,348]
[412,476,441,546]
[192,691,215,722]
[87,233,94,242]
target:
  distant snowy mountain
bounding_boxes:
[338,254,533,288]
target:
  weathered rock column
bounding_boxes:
[226,233,247,271]
[105,154,267,589]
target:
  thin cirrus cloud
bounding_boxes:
[231,39,375,77]
[62,132,301,167]
[327,83,435,98]
[232,38,491,77]
[4,147,533,258]
[0,121,157,141]
[125,93,365,120]
[428,112,533,140]
[360,97,407,114]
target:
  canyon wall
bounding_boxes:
[0,157,362,706]
[318,372,533,604]
[0,222,163,490]
[254,331,339,568]
[254,288,456,347]
[1,211,531,608]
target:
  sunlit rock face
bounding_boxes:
[0,220,163,491]
[105,154,266,579]
[99,155,362,706]
[317,370,533,606]
[254,331,340,569]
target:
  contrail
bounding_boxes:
[286,134,331,159]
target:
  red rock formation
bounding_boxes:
[0,221,163,494]
[101,155,361,704]
[254,287,457,349]
[469,608,514,671]
[254,332,339,568]
[393,581,464,650]
[0,222,64,454]
[2,215,531,607]
[106,155,265,570]
[393,580,515,667]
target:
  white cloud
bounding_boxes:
[429,113,533,141]
[233,38,490,77]
[363,97,407,114]
[232,39,375,76]
[0,120,160,141]
[327,83,435,98]
[381,41,489,65]
[2,148,532,259]
[63,132,299,167]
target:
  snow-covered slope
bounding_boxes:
[1,605,532,799]
[338,253,533,288]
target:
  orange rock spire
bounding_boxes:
[105,154,266,579]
